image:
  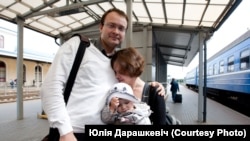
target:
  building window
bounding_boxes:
[35,65,42,86]
[0,61,6,82]
[23,65,26,85]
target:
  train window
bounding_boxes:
[219,60,224,74]
[213,63,218,75]
[240,49,250,70]
[227,56,234,72]
[208,66,213,75]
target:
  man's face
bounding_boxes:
[100,11,127,50]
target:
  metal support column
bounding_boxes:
[16,16,25,120]
[198,32,205,122]
[126,0,133,48]
[142,25,149,81]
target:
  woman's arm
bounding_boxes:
[149,81,166,96]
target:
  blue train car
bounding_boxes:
[185,30,250,105]
[185,67,198,90]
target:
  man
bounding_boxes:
[41,8,164,141]
[170,78,180,102]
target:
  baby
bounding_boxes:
[101,82,152,125]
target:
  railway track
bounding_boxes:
[187,87,250,118]
[208,94,250,118]
[0,90,40,103]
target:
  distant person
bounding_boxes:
[10,79,14,89]
[101,82,152,125]
[170,78,180,102]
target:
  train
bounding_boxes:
[185,30,250,107]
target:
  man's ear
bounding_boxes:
[99,23,104,31]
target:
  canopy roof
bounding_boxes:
[0,0,242,66]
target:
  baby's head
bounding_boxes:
[108,82,139,113]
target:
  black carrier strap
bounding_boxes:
[142,83,151,104]
[142,82,181,125]
[63,34,90,104]
[41,34,90,141]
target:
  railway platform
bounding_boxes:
[0,84,250,141]
[165,84,250,125]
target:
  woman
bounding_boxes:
[110,47,166,125]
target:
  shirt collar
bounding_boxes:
[93,37,116,58]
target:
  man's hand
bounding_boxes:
[149,82,166,96]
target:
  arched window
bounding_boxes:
[0,61,6,82]
[23,65,26,85]
[35,65,42,86]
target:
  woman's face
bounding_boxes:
[112,61,136,85]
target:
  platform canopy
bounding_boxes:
[0,0,242,66]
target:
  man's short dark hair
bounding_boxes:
[100,8,129,29]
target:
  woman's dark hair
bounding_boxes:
[111,47,145,77]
